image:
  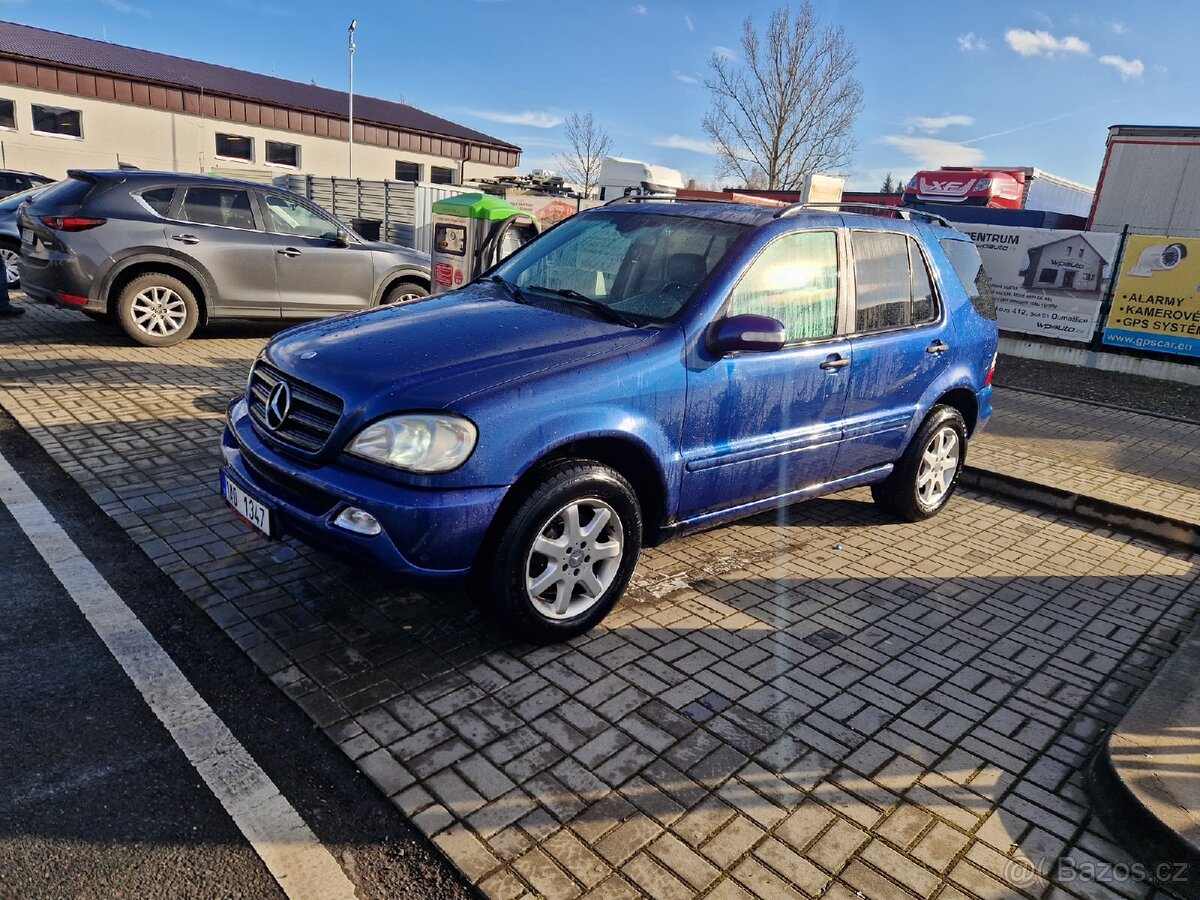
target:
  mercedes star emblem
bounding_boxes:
[264,381,292,431]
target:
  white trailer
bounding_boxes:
[597,157,685,201]
[1089,125,1200,236]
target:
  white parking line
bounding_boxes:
[0,450,357,900]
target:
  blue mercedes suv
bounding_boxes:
[221,199,998,641]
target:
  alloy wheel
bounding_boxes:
[524,498,624,619]
[130,285,188,337]
[916,425,960,507]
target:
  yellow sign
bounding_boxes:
[1103,234,1200,358]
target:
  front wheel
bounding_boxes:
[872,405,968,521]
[382,280,429,305]
[483,461,642,643]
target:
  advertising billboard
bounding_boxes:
[962,226,1121,342]
[1102,235,1200,359]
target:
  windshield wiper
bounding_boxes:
[526,285,640,328]
[487,274,530,305]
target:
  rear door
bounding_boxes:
[679,229,851,518]
[258,191,374,316]
[831,229,952,478]
[170,185,280,316]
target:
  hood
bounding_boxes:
[264,282,654,414]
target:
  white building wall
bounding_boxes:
[0,83,515,183]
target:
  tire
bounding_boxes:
[115,272,199,347]
[0,243,19,288]
[871,405,968,522]
[382,279,429,305]
[483,460,642,643]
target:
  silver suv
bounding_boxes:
[18,170,431,347]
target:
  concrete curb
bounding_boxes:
[961,466,1200,552]
[1085,620,1200,900]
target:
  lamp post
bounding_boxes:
[348,19,357,178]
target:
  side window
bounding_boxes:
[730,231,838,342]
[263,194,339,239]
[911,240,937,324]
[138,187,175,217]
[180,187,257,230]
[852,231,911,332]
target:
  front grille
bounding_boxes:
[247,361,344,453]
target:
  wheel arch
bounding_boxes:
[375,267,431,305]
[101,256,213,324]
[933,387,979,435]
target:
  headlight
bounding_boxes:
[345,413,477,473]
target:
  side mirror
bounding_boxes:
[333,230,351,247]
[708,314,787,354]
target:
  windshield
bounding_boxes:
[491,210,748,323]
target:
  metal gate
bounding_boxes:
[277,176,474,253]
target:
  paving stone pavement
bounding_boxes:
[973,390,1200,528]
[2,300,1198,899]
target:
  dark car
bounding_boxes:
[0,181,56,287]
[221,198,999,642]
[0,170,53,199]
[18,170,432,346]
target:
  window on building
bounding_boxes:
[137,187,176,217]
[730,231,838,343]
[1038,267,1057,284]
[265,140,300,168]
[180,187,257,229]
[430,166,455,185]
[0,99,14,130]
[395,161,422,182]
[32,104,82,138]
[215,133,254,162]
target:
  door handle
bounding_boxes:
[820,354,851,371]
[170,234,199,245]
[926,340,950,354]
[277,248,302,258]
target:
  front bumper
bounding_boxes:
[221,397,508,583]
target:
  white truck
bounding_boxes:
[597,157,685,202]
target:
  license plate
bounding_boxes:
[221,471,273,537]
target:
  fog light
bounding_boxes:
[334,506,381,536]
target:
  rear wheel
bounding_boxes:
[115,273,199,347]
[871,405,967,521]
[0,243,19,288]
[483,460,642,643]
[382,279,428,305]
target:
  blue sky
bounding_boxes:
[10,1,1195,189]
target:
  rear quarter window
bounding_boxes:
[939,238,997,321]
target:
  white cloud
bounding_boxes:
[957,32,987,52]
[906,114,975,134]
[1099,54,1144,79]
[673,70,698,84]
[882,136,985,169]
[713,45,737,61]
[652,135,718,155]
[463,109,564,129]
[684,14,694,31]
[1110,20,1126,34]
[1005,28,1090,57]
[632,3,647,14]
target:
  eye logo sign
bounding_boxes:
[264,381,292,431]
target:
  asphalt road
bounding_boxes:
[0,409,474,900]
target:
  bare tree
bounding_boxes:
[556,112,613,198]
[703,3,863,190]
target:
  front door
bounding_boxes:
[259,192,374,316]
[170,185,280,316]
[832,230,953,478]
[679,230,851,519]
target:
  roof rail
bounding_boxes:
[774,201,951,228]
[602,193,739,207]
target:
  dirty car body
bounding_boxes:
[221,200,999,641]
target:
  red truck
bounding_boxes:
[902,167,1094,218]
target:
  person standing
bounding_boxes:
[0,274,23,317]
